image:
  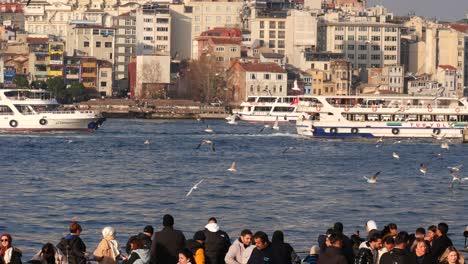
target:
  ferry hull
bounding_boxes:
[0,116,105,132]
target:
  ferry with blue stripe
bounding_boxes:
[295,95,468,138]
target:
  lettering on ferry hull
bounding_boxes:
[409,123,447,128]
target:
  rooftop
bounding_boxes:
[237,62,286,73]
[449,23,468,33]
[210,38,241,45]
[438,65,457,71]
[261,53,284,59]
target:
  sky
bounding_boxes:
[370,0,468,22]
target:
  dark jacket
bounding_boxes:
[3,248,22,264]
[203,229,231,264]
[379,248,413,264]
[318,246,348,264]
[430,235,452,263]
[410,253,432,264]
[342,235,355,264]
[354,245,373,264]
[126,233,152,254]
[302,255,319,264]
[56,235,87,264]
[247,243,290,264]
[150,226,186,264]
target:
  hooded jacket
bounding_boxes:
[185,239,205,264]
[225,239,252,264]
[56,235,86,264]
[151,226,186,264]
[124,249,150,264]
[355,242,376,264]
[31,246,68,264]
[203,223,231,264]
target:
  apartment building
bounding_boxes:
[285,9,318,67]
[66,23,115,63]
[98,60,113,96]
[436,65,458,97]
[367,64,404,93]
[48,42,64,77]
[306,69,335,95]
[250,10,287,55]
[318,19,401,69]
[27,37,49,81]
[135,4,171,55]
[113,11,136,81]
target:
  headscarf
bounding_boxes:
[102,227,119,259]
[0,233,12,258]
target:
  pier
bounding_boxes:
[76,99,232,119]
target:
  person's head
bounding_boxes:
[366,220,378,233]
[415,227,426,238]
[143,225,154,237]
[69,221,82,235]
[102,226,115,240]
[253,231,269,250]
[128,237,143,251]
[193,231,206,244]
[333,222,344,234]
[272,230,284,243]
[394,231,409,249]
[208,217,217,224]
[437,223,449,237]
[163,214,174,227]
[368,231,383,250]
[444,246,461,264]
[328,232,343,248]
[240,229,253,246]
[177,248,194,264]
[427,225,437,241]
[0,233,12,248]
[41,243,56,262]
[382,223,398,236]
[412,238,427,257]
[309,245,320,256]
[383,236,395,252]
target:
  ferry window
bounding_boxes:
[421,115,432,121]
[381,115,391,121]
[257,97,276,102]
[394,114,404,121]
[355,114,365,121]
[448,115,457,121]
[247,97,256,102]
[0,105,13,115]
[405,115,417,121]
[273,107,295,112]
[14,105,33,114]
[254,106,272,112]
[435,115,444,122]
[367,114,379,121]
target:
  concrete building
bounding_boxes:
[97,60,113,96]
[48,41,64,77]
[64,56,81,85]
[260,52,285,67]
[367,64,404,93]
[27,37,49,81]
[318,18,401,69]
[330,59,353,95]
[129,54,171,99]
[226,61,287,102]
[285,9,318,67]
[80,57,97,90]
[113,11,136,80]
[135,4,171,55]
[66,23,115,62]
[436,65,458,97]
[407,74,439,95]
[306,68,335,95]
[250,10,287,54]
[195,28,242,68]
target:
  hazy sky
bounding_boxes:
[369,0,467,21]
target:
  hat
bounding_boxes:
[144,225,154,234]
[366,220,378,231]
[193,231,206,241]
[310,245,320,255]
[163,214,174,227]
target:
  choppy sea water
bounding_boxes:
[1,118,467,259]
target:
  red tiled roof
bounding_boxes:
[438,65,457,71]
[449,24,468,33]
[237,62,286,73]
[200,27,242,38]
[210,38,241,45]
[26,37,49,44]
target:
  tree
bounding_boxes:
[31,80,47,90]
[187,53,224,102]
[13,76,29,89]
[46,77,67,102]
[68,83,86,102]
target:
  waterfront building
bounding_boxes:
[259,52,285,67]
[367,65,404,93]
[195,28,242,68]
[436,65,458,97]
[128,54,171,99]
[306,68,335,95]
[135,4,171,55]
[80,56,98,90]
[64,56,81,85]
[48,41,64,77]
[27,37,49,81]
[406,74,439,95]
[65,23,115,63]
[97,60,113,96]
[113,11,136,81]
[285,9,318,68]
[249,9,287,55]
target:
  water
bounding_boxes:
[0,118,467,259]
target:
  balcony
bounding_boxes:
[83,82,96,88]
[35,60,49,66]
[82,72,97,78]
[82,62,96,68]
[35,71,49,77]
[66,74,79,80]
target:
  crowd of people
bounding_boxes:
[0,216,466,264]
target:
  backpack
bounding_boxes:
[57,238,86,264]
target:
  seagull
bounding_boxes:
[144,140,150,145]
[392,152,400,159]
[450,173,468,183]
[195,139,215,152]
[259,124,271,133]
[440,142,449,150]
[282,146,296,153]
[363,171,380,184]
[375,137,383,147]
[67,139,73,144]
[392,140,401,144]
[447,165,463,173]
[272,117,279,130]
[186,179,204,197]
[432,133,446,140]
[227,162,237,172]
[204,125,214,133]
[419,163,428,175]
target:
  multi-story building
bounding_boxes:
[306,68,335,95]
[27,37,49,81]
[407,74,439,95]
[135,4,171,55]
[367,64,404,93]
[66,23,115,63]
[285,9,318,68]
[195,28,242,68]
[64,56,81,85]
[330,59,353,95]
[114,11,136,81]
[250,9,287,54]
[48,41,64,77]
[81,57,98,90]
[318,17,401,69]
[226,61,287,102]
[0,3,25,30]
[436,65,458,97]
[97,60,113,96]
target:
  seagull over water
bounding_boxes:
[196,139,215,152]
[440,142,449,150]
[282,146,296,154]
[144,140,150,145]
[364,171,380,184]
[186,179,204,197]
[227,162,237,172]
[392,152,400,160]
[448,165,463,173]
[419,163,428,175]
[432,133,446,140]
[259,124,271,133]
[204,125,214,133]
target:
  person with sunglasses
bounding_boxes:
[0,233,22,264]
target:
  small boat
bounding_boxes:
[0,89,105,132]
[233,95,304,122]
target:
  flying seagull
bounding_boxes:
[144,140,150,145]
[447,165,463,173]
[259,124,271,133]
[450,173,468,183]
[195,139,215,152]
[204,125,214,133]
[227,162,237,172]
[186,179,204,197]
[392,152,400,160]
[440,142,449,150]
[364,171,380,184]
[419,163,428,175]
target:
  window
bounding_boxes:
[371,54,380,60]
[372,27,380,32]
[216,57,224,62]
[250,85,254,92]
[269,40,275,48]
[358,54,367,60]
[335,44,344,50]
[105,42,112,48]
[348,35,355,41]
[336,26,344,31]
[371,36,380,41]
[278,31,285,39]
[260,21,264,29]
[358,35,367,41]
[157,18,169,23]
[384,45,396,51]
[358,45,367,50]
[194,16,200,22]
[109,53,112,59]
[157,36,168,41]
[257,85,260,92]
[84,41,89,47]
[277,74,282,80]
[278,40,285,48]
[250,73,256,80]
[93,29,99,35]
[144,27,153,31]
[372,45,380,51]
[335,35,344,40]
[215,47,225,51]
[101,81,107,87]
[278,21,285,29]
[230,47,237,52]
[359,27,367,31]
[101,71,108,77]
[348,54,354,59]
[144,36,153,41]
[269,21,276,28]
[157,27,168,32]
[279,85,283,92]
[348,44,355,50]
[260,31,264,38]
[144,18,153,23]
[264,74,270,80]
[384,36,397,41]
[348,26,355,31]
[269,31,276,38]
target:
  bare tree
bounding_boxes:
[141,61,165,99]
[187,53,224,103]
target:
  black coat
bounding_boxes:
[430,235,452,263]
[342,235,355,264]
[150,227,186,264]
[3,248,22,264]
[126,233,152,254]
[410,253,432,264]
[318,246,348,264]
[354,246,373,264]
[247,243,290,264]
[379,248,414,264]
[56,236,87,264]
[203,229,231,264]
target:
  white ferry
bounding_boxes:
[234,96,303,122]
[0,89,105,132]
[296,95,468,138]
